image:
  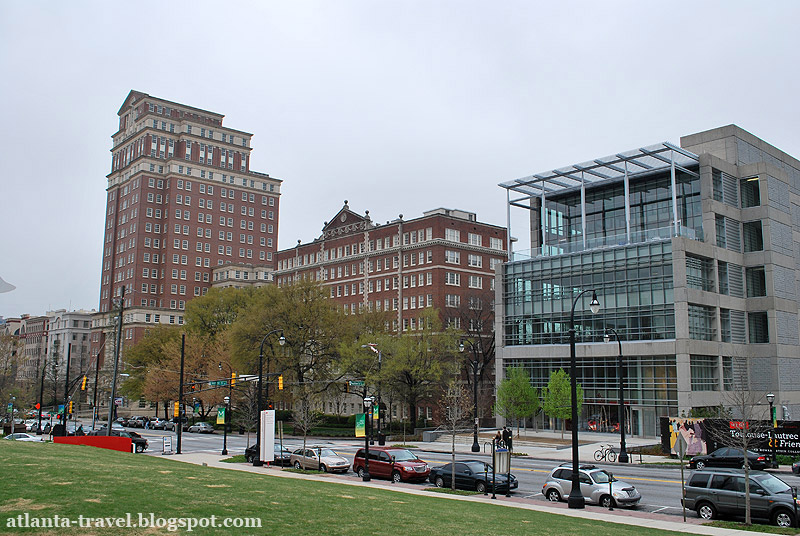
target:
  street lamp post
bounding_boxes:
[362,396,374,481]
[604,327,628,463]
[254,329,285,467]
[9,397,15,435]
[459,340,481,453]
[219,362,234,456]
[568,289,600,510]
[362,344,383,445]
[222,395,230,456]
[767,393,776,466]
[106,286,125,436]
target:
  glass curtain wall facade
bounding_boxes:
[499,127,800,437]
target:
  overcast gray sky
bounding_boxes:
[1,1,799,318]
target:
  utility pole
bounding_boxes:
[177,334,185,454]
[61,342,72,433]
[106,286,125,435]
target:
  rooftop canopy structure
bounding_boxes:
[499,142,701,259]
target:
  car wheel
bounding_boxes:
[357,467,365,478]
[695,461,706,470]
[600,495,615,509]
[546,489,561,502]
[697,502,717,520]
[246,454,255,464]
[320,464,327,473]
[434,476,444,488]
[135,444,144,453]
[294,461,302,470]
[773,509,795,528]
[391,471,402,483]
[476,481,486,493]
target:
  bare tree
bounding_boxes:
[441,378,473,490]
[293,383,323,457]
[702,357,772,526]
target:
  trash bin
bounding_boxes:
[378,432,386,446]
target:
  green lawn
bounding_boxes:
[0,441,688,535]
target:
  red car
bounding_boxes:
[352,447,430,483]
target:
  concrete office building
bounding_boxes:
[497,125,800,437]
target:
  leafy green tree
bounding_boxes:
[230,280,351,399]
[542,369,583,439]
[495,366,539,442]
[184,287,254,340]
[381,308,460,425]
[121,325,181,403]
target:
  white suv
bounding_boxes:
[542,463,641,508]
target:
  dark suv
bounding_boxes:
[683,468,798,527]
[352,447,430,483]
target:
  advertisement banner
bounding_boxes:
[259,410,275,463]
[662,417,800,457]
[216,408,225,425]
[355,413,365,438]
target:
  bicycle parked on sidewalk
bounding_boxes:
[594,444,617,462]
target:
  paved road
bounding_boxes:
[135,429,800,521]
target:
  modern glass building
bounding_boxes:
[496,126,800,437]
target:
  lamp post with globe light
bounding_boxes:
[458,339,482,453]
[568,290,600,509]
[604,327,628,463]
[254,329,285,466]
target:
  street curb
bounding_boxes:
[157,452,779,536]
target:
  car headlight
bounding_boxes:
[612,491,625,498]
[404,466,413,471]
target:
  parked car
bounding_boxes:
[170,417,189,431]
[683,468,797,527]
[115,417,130,427]
[244,443,293,465]
[84,428,148,452]
[429,460,517,493]
[689,447,774,471]
[187,422,215,434]
[542,463,641,508]
[289,446,350,473]
[128,416,151,428]
[23,419,38,432]
[88,423,125,434]
[4,433,43,442]
[150,418,172,430]
[352,447,430,483]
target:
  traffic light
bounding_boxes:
[173,401,180,417]
[81,376,87,391]
[278,375,284,390]
[190,383,196,392]
[231,372,237,386]
[68,401,73,414]
[267,400,274,410]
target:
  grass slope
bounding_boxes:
[0,441,684,535]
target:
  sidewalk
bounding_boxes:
[160,448,792,536]
[403,429,670,464]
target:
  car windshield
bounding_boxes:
[754,474,791,494]
[390,450,419,462]
[590,470,617,483]
[465,461,487,472]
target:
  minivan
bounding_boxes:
[683,468,798,527]
[352,447,430,483]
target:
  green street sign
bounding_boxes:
[209,380,228,387]
[348,380,365,387]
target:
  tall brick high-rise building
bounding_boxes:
[92,91,281,362]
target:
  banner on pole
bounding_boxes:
[216,407,226,425]
[355,413,365,438]
[259,410,275,463]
